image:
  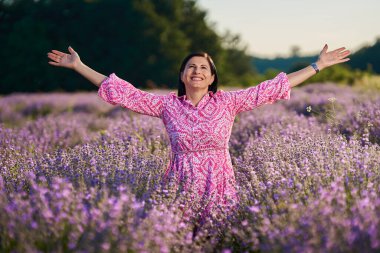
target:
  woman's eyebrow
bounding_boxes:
[188,63,208,67]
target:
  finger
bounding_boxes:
[48,53,63,62]
[332,47,346,53]
[340,50,351,56]
[337,58,350,63]
[47,52,59,57]
[336,50,351,59]
[48,61,60,66]
[68,46,76,55]
[47,53,60,62]
[321,44,328,54]
[51,50,66,56]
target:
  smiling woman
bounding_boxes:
[47,44,350,232]
[178,52,218,106]
[181,57,214,91]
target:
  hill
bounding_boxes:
[252,38,380,74]
[252,55,317,74]
[349,38,380,73]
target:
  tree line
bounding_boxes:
[0,0,256,94]
[252,38,380,86]
[1,0,378,94]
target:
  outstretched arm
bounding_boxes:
[48,46,166,118]
[287,44,351,88]
[47,46,106,87]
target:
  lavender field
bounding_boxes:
[1,83,380,252]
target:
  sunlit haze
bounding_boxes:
[197,0,380,58]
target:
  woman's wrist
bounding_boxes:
[315,60,326,72]
[73,61,84,72]
[311,63,320,73]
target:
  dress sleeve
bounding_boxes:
[98,73,166,118]
[224,72,291,115]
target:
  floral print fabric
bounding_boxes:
[98,72,291,217]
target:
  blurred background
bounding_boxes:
[0,0,379,94]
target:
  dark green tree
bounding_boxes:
[0,0,259,94]
[349,37,380,74]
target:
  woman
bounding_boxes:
[47,45,350,220]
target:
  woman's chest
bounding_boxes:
[162,102,235,142]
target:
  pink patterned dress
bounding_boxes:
[98,72,291,218]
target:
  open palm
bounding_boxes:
[318,44,351,69]
[47,46,81,69]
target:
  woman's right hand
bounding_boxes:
[47,46,81,70]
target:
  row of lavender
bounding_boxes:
[0,83,379,252]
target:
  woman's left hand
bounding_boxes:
[317,44,351,71]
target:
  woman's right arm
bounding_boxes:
[48,46,166,118]
[47,46,106,87]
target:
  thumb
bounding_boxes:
[68,46,76,55]
[321,44,328,54]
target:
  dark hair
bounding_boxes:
[177,52,218,97]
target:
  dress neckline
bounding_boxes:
[181,91,214,108]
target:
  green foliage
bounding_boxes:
[304,64,366,86]
[251,40,380,86]
[0,0,255,93]
[353,74,380,92]
[251,63,370,87]
[252,55,317,74]
[350,37,380,73]
[215,31,257,86]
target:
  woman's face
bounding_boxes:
[181,56,215,92]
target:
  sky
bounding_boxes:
[196,0,380,58]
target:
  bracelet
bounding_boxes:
[311,62,320,73]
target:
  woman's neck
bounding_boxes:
[185,89,209,107]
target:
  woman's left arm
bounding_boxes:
[287,44,351,88]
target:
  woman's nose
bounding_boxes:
[193,67,201,74]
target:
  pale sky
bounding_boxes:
[197,0,380,58]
